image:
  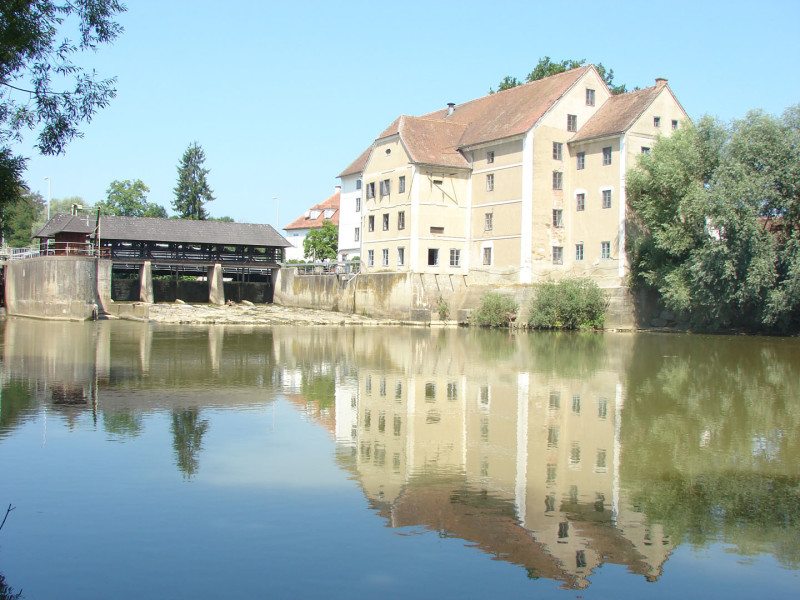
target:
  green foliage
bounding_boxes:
[171,408,209,479]
[208,215,234,222]
[436,296,450,320]
[1,189,44,246]
[627,107,800,333]
[303,220,338,261]
[528,278,607,330]
[491,56,628,95]
[471,292,518,328]
[0,1,125,211]
[173,142,215,220]
[96,179,167,218]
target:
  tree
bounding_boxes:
[627,107,800,333]
[0,1,125,211]
[1,189,45,246]
[490,56,628,95]
[97,179,167,218]
[173,142,215,220]
[303,220,338,261]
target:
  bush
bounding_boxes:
[437,296,450,320]
[528,278,606,330]
[471,292,518,328]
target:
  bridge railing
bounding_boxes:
[2,242,107,259]
[288,260,361,275]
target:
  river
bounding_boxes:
[0,320,798,599]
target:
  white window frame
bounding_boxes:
[481,241,493,266]
[397,247,405,266]
[575,242,584,261]
[585,88,595,106]
[601,188,612,209]
[567,114,577,132]
[449,248,460,267]
[354,227,360,242]
[577,152,585,170]
[382,213,389,231]
[368,215,374,232]
[553,142,563,160]
[601,241,611,259]
[552,209,563,228]
[397,211,405,230]
[602,146,612,166]
[552,171,563,190]
[552,245,563,265]
[576,192,586,211]
[367,249,374,266]
[355,197,361,212]
[398,175,405,194]
[486,173,494,192]
[382,248,389,267]
[486,150,494,164]
[484,212,493,231]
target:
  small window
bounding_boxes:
[379,179,391,197]
[484,212,493,231]
[367,249,374,266]
[572,394,581,413]
[654,116,661,127]
[567,114,577,132]
[323,209,335,219]
[553,246,563,265]
[428,248,439,266]
[430,226,444,234]
[482,246,492,265]
[356,179,362,190]
[382,213,389,231]
[382,248,389,266]
[602,189,612,209]
[552,209,563,228]
[576,193,585,211]
[598,397,608,419]
[309,210,321,220]
[432,178,443,185]
[486,173,494,192]
[575,243,584,261]
[672,119,679,130]
[398,175,406,193]
[486,150,494,164]
[397,211,405,230]
[397,247,405,266]
[449,248,460,267]
[355,197,361,212]
[577,152,585,170]
[552,171,563,190]
[586,88,595,106]
[368,215,375,232]
[601,241,611,259]
[354,227,360,242]
[641,147,651,155]
[553,142,563,160]
[602,146,612,166]
[366,182,375,199]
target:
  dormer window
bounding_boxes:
[486,151,495,164]
[585,88,595,106]
[323,209,335,219]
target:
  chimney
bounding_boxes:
[446,102,455,116]
[334,185,341,193]
[655,77,668,86]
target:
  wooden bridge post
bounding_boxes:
[208,263,224,305]
[139,261,153,303]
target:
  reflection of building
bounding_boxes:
[334,332,672,589]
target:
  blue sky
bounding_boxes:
[20,0,800,229]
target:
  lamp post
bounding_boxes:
[44,177,51,220]
[273,196,280,229]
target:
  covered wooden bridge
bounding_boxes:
[34,214,291,304]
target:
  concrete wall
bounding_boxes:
[5,256,112,320]
[273,267,638,329]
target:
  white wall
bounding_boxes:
[337,173,362,260]
[283,228,308,261]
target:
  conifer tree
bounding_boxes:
[173,142,215,220]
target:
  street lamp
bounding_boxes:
[44,177,52,220]
[273,196,280,229]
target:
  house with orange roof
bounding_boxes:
[338,66,687,286]
[283,187,340,261]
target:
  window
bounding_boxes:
[602,189,612,209]
[552,171,563,190]
[484,212,493,231]
[366,182,375,199]
[575,242,584,261]
[447,382,458,400]
[553,246,563,265]
[482,246,492,265]
[367,249,374,266]
[368,215,374,232]
[355,197,361,212]
[641,146,651,155]
[598,397,608,419]
[486,150,494,164]
[602,146,612,166]
[430,226,444,234]
[553,142,563,160]
[486,173,494,192]
[552,209,563,227]
[586,88,595,106]
[425,383,436,400]
[572,394,581,413]
[428,248,439,266]
[654,116,661,127]
[576,193,585,211]
[672,119,679,130]
[601,241,611,259]
[354,227,360,242]
[596,449,607,470]
[398,175,405,193]
[323,209,335,219]
[356,179,362,190]
[449,248,460,267]
[397,247,405,266]
[379,179,391,197]
[397,211,405,230]
[382,213,389,231]
[570,443,581,466]
[577,151,585,170]
[549,391,560,409]
[382,248,389,266]
[567,114,577,132]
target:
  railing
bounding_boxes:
[1,242,106,259]
[289,261,361,275]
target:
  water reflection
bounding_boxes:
[1,321,798,592]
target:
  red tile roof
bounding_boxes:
[284,189,340,231]
[338,145,372,178]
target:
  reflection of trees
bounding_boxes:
[0,381,36,437]
[171,409,209,479]
[622,334,800,567]
[300,372,335,410]
[524,331,607,378]
[0,572,23,599]
[103,411,143,439]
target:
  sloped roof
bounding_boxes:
[398,116,470,169]
[284,189,340,231]
[34,214,291,247]
[338,145,372,178]
[569,81,666,143]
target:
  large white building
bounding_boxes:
[283,187,340,261]
[336,148,369,262]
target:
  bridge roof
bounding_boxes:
[35,214,291,247]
